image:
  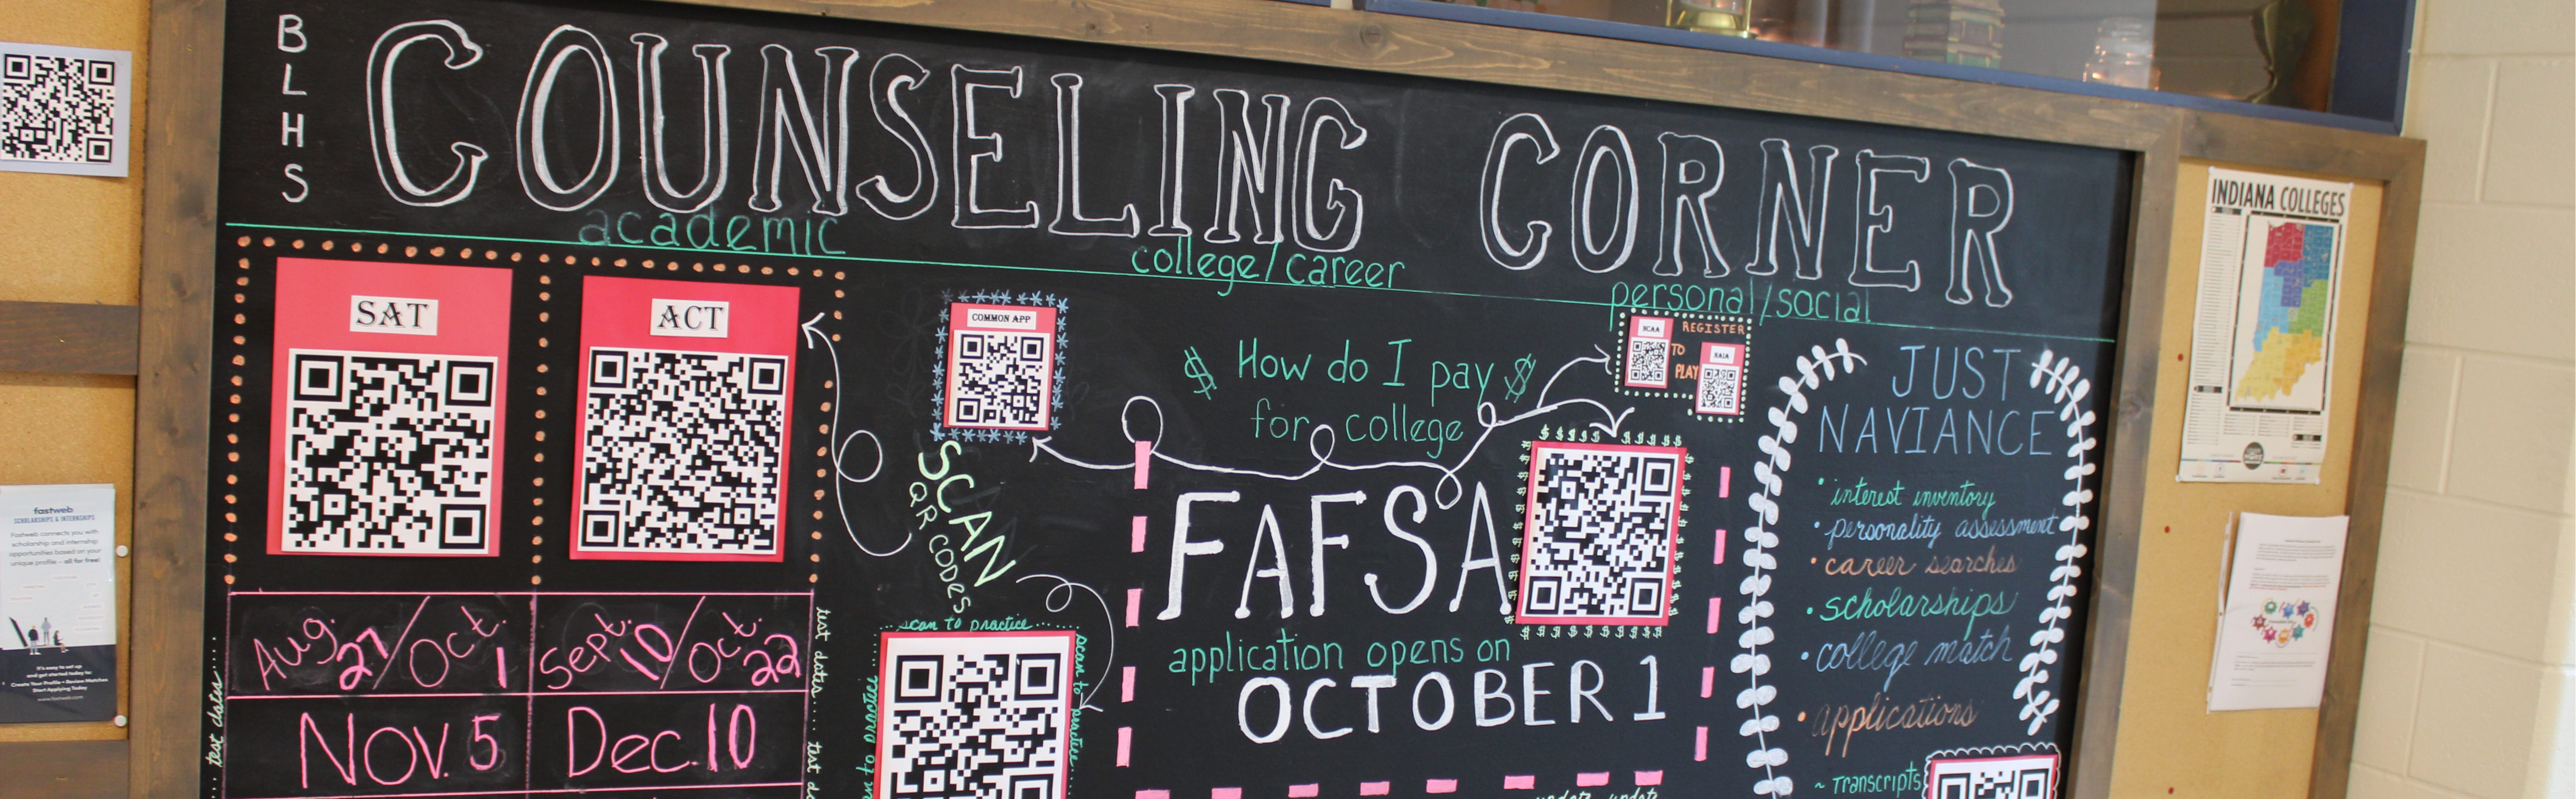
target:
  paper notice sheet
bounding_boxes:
[0,483,118,722]
[2178,167,2353,483]
[2208,512,2349,711]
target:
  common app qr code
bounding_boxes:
[1516,442,1685,624]
[0,48,119,165]
[943,303,1059,431]
[580,347,786,556]
[1927,752,2057,799]
[877,631,1076,799]
[281,350,497,553]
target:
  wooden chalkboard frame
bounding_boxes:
[109,2,2425,799]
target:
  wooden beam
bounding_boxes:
[0,301,141,375]
[0,739,130,799]
[672,0,2183,150]
[2308,135,2427,799]
[129,0,222,796]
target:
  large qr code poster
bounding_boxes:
[1516,441,1686,625]
[573,276,800,562]
[1926,753,2058,799]
[0,41,129,176]
[878,631,1077,799]
[943,302,1060,432]
[266,258,510,556]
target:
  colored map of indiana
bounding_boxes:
[2237,221,2334,403]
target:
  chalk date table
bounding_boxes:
[219,591,813,799]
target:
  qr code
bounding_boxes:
[1,51,117,164]
[878,631,1075,799]
[1927,753,2058,799]
[580,348,786,556]
[943,303,1058,431]
[281,350,496,553]
[1623,316,1671,389]
[1694,343,1745,416]
[1516,442,1685,624]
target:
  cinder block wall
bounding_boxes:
[2345,1,2576,797]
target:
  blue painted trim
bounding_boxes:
[2330,0,2414,125]
[1360,0,2400,136]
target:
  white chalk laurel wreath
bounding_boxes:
[1739,339,1866,797]
[2017,349,2097,734]
[1735,343,2100,793]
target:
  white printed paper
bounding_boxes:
[2178,167,2352,482]
[0,42,133,177]
[0,484,116,649]
[2208,512,2348,711]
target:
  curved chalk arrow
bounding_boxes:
[801,313,905,557]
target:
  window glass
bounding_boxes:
[1425,0,2345,111]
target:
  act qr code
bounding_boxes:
[282,350,497,553]
[1516,442,1685,624]
[877,631,1075,799]
[1927,753,2058,799]
[1,50,118,164]
[581,348,787,556]
[943,303,1058,431]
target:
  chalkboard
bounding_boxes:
[203,2,2129,798]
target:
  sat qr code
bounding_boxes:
[281,350,497,553]
[942,302,1059,432]
[877,631,1075,799]
[1516,442,1685,624]
[580,348,787,556]
[1,45,125,168]
[1927,752,2058,799]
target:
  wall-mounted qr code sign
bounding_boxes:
[943,302,1060,431]
[1925,752,2059,799]
[1623,315,1673,389]
[1516,441,1686,626]
[573,277,800,562]
[0,42,130,177]
[269,258,512,557]
[877,631,1078,799]
[1695,342,1746,416]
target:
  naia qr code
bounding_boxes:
[282,350,497,553]
[1516,442,1686,624]
[1928,753,2058,799]
[581,348,787,556]
[878,631,1076,799]
[943,303,1058,431]
[1,47,119,164]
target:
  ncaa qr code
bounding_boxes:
[877,631,1075,799]
[281,350,497,553]
[1515,442,1686,624]
[1927,752,2058,799]
[580,348,787,556]
[941,302,1060,432]
[0,47,119,165]
[1623,315,1671,389]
